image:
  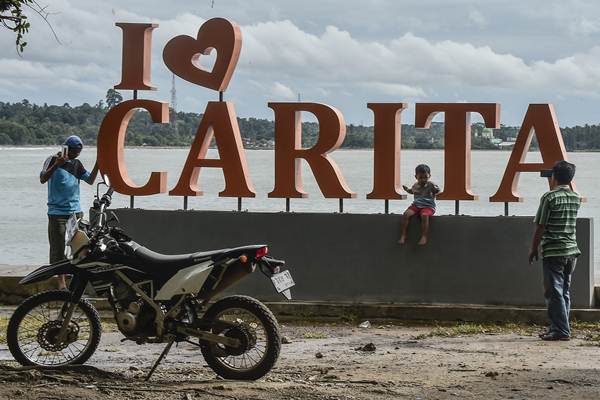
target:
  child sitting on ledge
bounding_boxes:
[398,164,440,245]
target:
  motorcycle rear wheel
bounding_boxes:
[199,295,281,380]
[7,290,102,367]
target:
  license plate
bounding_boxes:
[270,270,295,293]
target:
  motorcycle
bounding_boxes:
[7,177,295,380]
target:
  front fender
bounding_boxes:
[20,260,77,285]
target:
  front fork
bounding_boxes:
[57,274,88,342]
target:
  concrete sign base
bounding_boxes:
[113,209,595,308]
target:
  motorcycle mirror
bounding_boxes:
[103,174,111,187]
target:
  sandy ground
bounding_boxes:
[0,322,599,400]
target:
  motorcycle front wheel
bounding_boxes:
[7,290,102,367]
[199,295,281,380]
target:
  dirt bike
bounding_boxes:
[7,177,295,380]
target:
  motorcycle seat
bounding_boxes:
[119,242,266,285]
[124,241,228,271]
[136,246,228,266]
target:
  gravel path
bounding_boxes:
[0,322,599,399]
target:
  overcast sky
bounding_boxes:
[2,0,600,126]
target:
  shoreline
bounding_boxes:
[1,145,599,153]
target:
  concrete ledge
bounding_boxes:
[1,281,599,324]
[3,298,599,324]
[264,302,600,324]
[2,266,598,323]
[0,276,59,305]
[80,299,600,324]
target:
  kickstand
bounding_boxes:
[145,339,174,381]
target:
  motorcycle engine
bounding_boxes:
[116,301,142,334]
[112,281,155,336]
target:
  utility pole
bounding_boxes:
[170,73,178,134]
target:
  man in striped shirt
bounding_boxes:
[529,160,581,341]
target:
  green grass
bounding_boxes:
[101,321,119,333]
[413,320,600,343]
[572,320,600,346]
[2,315,598,346]
[302,331,329,339]
[413,322,538,340]
[0,317,8,344]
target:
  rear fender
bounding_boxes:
[260,256,285,274]
[214,245,267,263]
[19,260,77,285]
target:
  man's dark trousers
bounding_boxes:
[543,256,577,337]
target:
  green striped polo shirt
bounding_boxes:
[534,185,581,258]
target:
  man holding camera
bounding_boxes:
[529,160,581,341]
[40,135,98,289]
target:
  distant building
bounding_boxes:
[498,141,516,150]
[481,128,494,139]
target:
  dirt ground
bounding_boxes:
[0,321,599,400]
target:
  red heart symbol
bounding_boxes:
[163,18,241,92]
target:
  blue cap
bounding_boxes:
[64,135,83,149]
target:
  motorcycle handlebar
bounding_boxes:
[93,187,113,231]
[99,188,113,207]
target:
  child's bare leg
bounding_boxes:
[418,215,430,245]
[398,209,416,244]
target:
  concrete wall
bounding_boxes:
[113,209,595,308]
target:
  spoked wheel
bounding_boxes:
[7,290,102,367]
[200,295,281,380]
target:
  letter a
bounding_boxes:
[490,104,579,202]
[170,101,255,197]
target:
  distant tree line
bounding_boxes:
[0,93,599,151]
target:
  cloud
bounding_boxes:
[0,58,110,98]
[4,0,600,125]
[270,82,297,100]
[237,20,600,98]
[362,82,426,98]
[468,10,486,27]
[315,87,329,96]
[518,2,600,37]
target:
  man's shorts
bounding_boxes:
[48,212,83,263]
[407,204,435,217]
